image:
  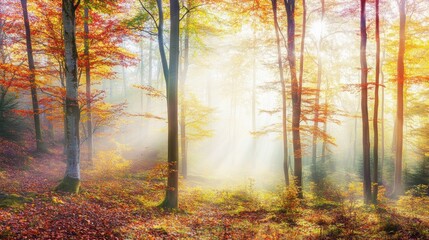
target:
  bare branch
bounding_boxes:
[138,0,159,29]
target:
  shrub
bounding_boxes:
[277,183,300,213]
[311,178,345,203]
[397,185,429,217]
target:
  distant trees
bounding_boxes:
[180,0,191,179]
[393,0,406,197]
[311,0,324,182]
[83,0,93,165]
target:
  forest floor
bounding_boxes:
[0,146,428,239]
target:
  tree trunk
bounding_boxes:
[84,2,93,166]
[147,38,153,110]
[372,0,380,204]
[180,4,190,179]
[360,0,371,204]
[122,66,126,98]
[20,0,46,152]
[271,0,289,186]
[156,0,168,84]
[381,49,385,185]
[161,0,180,209]
[311,0,324,181]
[251,28,257,168]
[353,104,358,170]
[393,0,406,197]
[56,0,81,193]
[284,0,303,198]
[140,39,144,109]
[321,77,329,163]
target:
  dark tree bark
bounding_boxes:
[161,0,180,209]
[360,0,371,204]
[372,0,380,204]
[56,0,81,193]
[156,0,168,84]
[271,0,289,186]
[393,0,406,197]
[83,0,93,165]
[20,0,46,152]
[284,0,303,198]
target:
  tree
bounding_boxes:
[180,0,190,179]
[83,0,93,165]
[393,0,406,197]
[161,0,180,209]
[270,0,289,186]
[372,0,380,204]
[360,0,371,204]
[284,0,303,198]
[311,0,325,182]
[20,0,46,152]
[55,0,81,193]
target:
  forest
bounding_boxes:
[0,0,428,239]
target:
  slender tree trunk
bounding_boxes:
[271,0,289,186]
[161,0,180,209]
[147,38,153,110]
[156,0,168,84]
[381,49,385,184]
[140,39,144,109]
[393,0,406,197]
[56,0,81,193]
[180,5,190,179]
[372,0,380,204]
[360,0,371,204]
[109,79,113,100]
[284,0,303,198]
[251,28,257,168]
[122,65,126,98]
[21,0,46,152]
[84,2,93,165]
[321,77,329,163]
[311,0,324,181]
[59,66,67,156]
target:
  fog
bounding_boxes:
[91,21,372,191]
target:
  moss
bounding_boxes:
[55,176,80,193]
[312,199,341,210]
[0,193,32,209]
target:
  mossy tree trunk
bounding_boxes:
[56,0,81,193]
